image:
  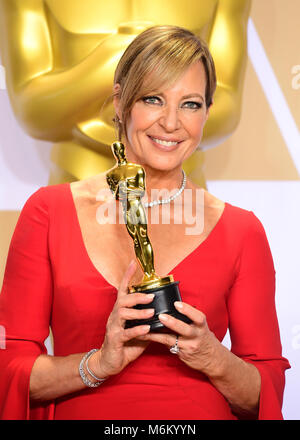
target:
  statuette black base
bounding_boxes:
[125,281,192,332]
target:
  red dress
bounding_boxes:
[0,183,290,420]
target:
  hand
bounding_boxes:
[89,260,154,379]
[137,301,220,376]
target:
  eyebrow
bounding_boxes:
[181,93,204,102]
[156,92,204,102]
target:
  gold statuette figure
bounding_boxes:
[106,142,191,331]
[106,141,171,290]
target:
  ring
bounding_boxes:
[170,335,180,354]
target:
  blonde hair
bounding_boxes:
[113,25,216,141]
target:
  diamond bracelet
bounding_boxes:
[79,349,106,388]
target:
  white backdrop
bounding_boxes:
[0,19,299,420]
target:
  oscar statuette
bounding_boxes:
[106,142,192,331]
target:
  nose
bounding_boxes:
[159,105,181,132]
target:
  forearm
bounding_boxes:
[205,339,261,418]
[16,61,112,140]
[29,352,107,402]
[7,34,134,140]
[30,272,154,403]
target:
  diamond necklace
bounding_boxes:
[143,170,187,208]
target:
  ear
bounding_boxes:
[113,83,122,121]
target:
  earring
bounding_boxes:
[113,115,123,141]
[113,116,122,124]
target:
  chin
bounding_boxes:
[143,157,182,172]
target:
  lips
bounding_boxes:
[148,135,182,150]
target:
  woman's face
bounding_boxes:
[115,61,210,172]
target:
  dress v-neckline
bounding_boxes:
[66,182,229,291]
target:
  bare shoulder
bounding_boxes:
[204,189,225,211]
[70,173,109,205]
[187,179,225,210]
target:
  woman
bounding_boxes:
[0,26,290,420]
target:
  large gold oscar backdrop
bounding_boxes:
[1,0,300,284]
[0,0,251,188]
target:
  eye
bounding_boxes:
[182,101,203,110]
[142,96,162,105]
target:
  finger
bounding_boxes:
[118,306,155,322]
[118,292,155,308]
[174,301,207,327]
[117,260,137,297]
[123,323,151,342]
[158,313,195,338]
[136,331,176,348]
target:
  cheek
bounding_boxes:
[184,114,207,141]
[128,105,158,137]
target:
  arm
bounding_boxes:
[224,212,291,419]
[199,211,290,418]
[199,327,261,417]
[150,303,261,418]
[126,169,146,197]
[30,261,154,402]
[139,211,290,419]
[0,188,54,419]
[202,0,251,147]
[137,168,146,193]
[29,353,96,401]
[0,189,152,416]
[0,0,135,140]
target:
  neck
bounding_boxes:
[145,165,182,186]
[124,145,187,201]
[141,164,185,204]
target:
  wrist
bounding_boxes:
[200,332,228,379]
[87,348,110,381]
[78,349,109,388]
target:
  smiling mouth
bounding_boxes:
[149,136,181,147]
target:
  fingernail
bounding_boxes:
[146,308,155,314]
[159,314,168,321]
[142,325,151,332]
[174,301,183,309]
